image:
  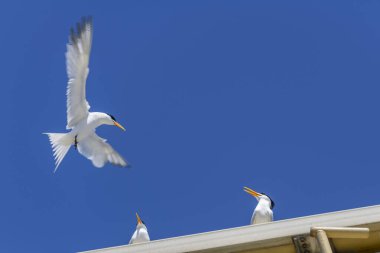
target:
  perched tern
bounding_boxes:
[45,17,128,172]
[129,213,150,244]
[244,186,275,224]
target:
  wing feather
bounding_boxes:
[66,17,93,129]
[77,133,128,168]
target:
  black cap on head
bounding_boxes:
[106,113,116,121]
[261,192,275,209]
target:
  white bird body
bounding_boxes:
[129,224,150,244]
[45,17,128,172]
[129,213,150,244]
[70,112,115,141]
[251,196,273,224]
[244,187,275,225]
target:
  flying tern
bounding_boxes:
[129,213,150,244]
[45,17,128,172]
[244,186,275,224]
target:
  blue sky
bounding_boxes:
[1,1,380,252]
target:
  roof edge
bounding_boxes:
[80,204,380,253]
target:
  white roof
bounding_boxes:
[80,204,380,253]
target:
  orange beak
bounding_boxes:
[136,212,142,225]
[114,121,126,131]
[244,186,262,198]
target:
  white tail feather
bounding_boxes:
[44,133,72,173]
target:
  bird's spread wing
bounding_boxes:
[66,17,93,129]
[77,132,127,168]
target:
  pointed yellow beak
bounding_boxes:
[136,212,142,225]
[244,186,262,198]
[114,121,126,131]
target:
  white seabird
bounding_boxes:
[129,212,150,244]
[244,186,275,224]
[45,17,128,172]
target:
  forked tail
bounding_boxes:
[44,133,72,173]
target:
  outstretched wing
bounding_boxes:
[77,132,128,168]
[66,17,93,129]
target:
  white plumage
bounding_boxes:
[129,213,150,244]
[65,17,92,129]
[244,186,275,224]
[45,17,128,172]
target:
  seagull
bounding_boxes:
[45,17,128,172]
[244,186,275,224]
[129,213,150,244]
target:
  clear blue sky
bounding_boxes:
[1,1,379,252]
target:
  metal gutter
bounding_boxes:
[80,204,380,253]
